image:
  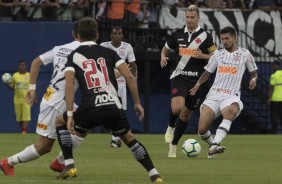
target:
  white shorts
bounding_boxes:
[202,94,243,119]
[118,84,127,110]
[36,100,66,139]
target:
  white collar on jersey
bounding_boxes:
[184,25,201,33]
[80,41,97,45]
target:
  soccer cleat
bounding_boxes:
[57,164,77,179]
[50,159,65,172]
[150,174,163,182]
[164,126,175,144]
[0,158,15,176]
[110,139,122,148]
[207,143,226,159]
[168,143,177,158]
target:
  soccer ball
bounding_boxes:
[182,139,201,157]
[2,73,12,84]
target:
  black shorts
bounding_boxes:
[63,107,131,136]
[170,77,202,111]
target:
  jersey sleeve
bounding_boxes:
[65,53,75,73]
[113,51,125,68]
[204,32,217,54]
[126,44,136,62]
[39,47,56,66]
[270,73,275,86]
[165,32,178,51]
[204,53,218,73]
[245,51,258,72]
[100,42,106,47]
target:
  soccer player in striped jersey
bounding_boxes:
[0,21,84,176]
[55,17,162,182]
[189,26,258,158]
[101,27,137,148]
[160,5,217,158]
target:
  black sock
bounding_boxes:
[169,110,178,128]
[56,125,73,160]
[128,139,154,172]
[172,119,188,145]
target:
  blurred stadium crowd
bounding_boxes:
[1,0,282,25]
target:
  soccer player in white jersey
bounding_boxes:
[100,27,137,148]
[0,21,83,176]
[189,26,258,158]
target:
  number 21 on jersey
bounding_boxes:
[82,58,110,89]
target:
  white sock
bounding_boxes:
[198,130,214,145]
[213,119,232,144]
[148,168,158,177]
[56,134,85,164]
[8,145,40,166]
[112,135,120,141]
[65,159,74,166]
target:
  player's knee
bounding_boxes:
[179,116,189,122]
[171,107,182,116]
[34,143,53,155]
[55,115,66,127]
[198,126,207,135]
[120,130,135,145]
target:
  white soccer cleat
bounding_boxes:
[168,143,177,158]
[165,126,175,144]
[207,144,226,159]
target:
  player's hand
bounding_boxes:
[192,48,203,59]
[115,70,122,78]
[67,117,75,134]
[25,90,37,106]
[189,83,200,96]
[134,104,144,121]
[160,56,169,68]
[249,79,256,90]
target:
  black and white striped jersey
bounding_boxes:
[165,26,217,82]
[65,41,124,110]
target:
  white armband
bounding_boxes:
[29,84,36,90]
[67,111,73,117]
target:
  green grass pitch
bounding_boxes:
[0,133,281,184]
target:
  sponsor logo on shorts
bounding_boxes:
[37,123,48,130]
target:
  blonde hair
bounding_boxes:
[186,5,199,15]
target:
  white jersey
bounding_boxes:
[205,47,258,97]
[100,41,136,86]
[39,41,80,111]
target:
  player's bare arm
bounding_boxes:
[64,70,76,134]
[160,46,169,68]
[4,80,14,90]
[26,57,42,106]
[249,70,258,90]
[189,70,212,95]
[129,61,137,78]
[192,48,216,60]
[117,62,144,121]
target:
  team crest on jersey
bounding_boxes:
[233,54,241,62]
[118,49,125,57]
[195,38,202,44]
